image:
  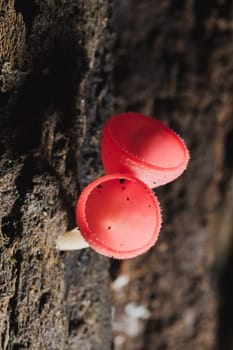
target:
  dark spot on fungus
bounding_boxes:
[148,204,151,208]
[122,186,126,190]
[119,178,126,184]
[97,184,103,189]
[107,226,111,230]
[126,197,130,201]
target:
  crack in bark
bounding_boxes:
[1,156,38,247]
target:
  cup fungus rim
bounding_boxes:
[103,112,190,172]
[76,173,162,259]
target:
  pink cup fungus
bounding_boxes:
[101,112,189,188]
[74,174,162,259]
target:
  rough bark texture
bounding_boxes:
[2,1,233,350]
[112,1,233,350]
[0,1,113,349]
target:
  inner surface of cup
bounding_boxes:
[108,113,187,169]
[84,176,159,252]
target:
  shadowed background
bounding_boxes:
[112,1,233,349]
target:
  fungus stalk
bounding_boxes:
[56,227,89,250]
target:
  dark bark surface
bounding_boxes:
[2,1,233,350]
[0,1,113,349]
[112,1,233,350]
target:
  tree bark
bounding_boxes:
[2,1,233,350]
[0,1,113,349]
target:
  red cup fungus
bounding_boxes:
[101,112,189,188]
[56,112,189,259]
[75,174,161,259]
